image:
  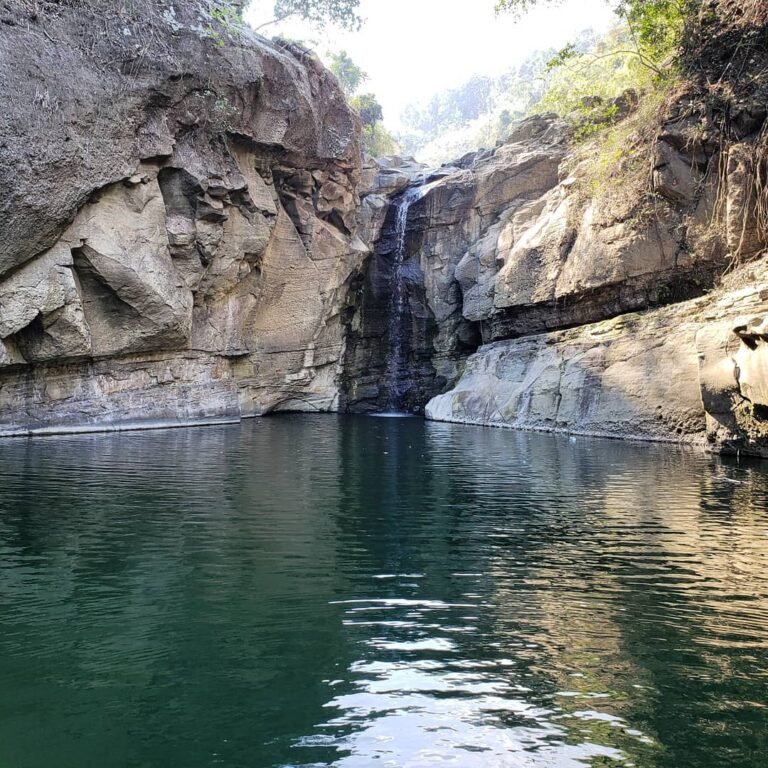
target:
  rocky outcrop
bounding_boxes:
[0,0,363,434]
[422,110,768,455]
[357,38,768,454]
[431,107,736,346]
[343,118,567,411]
[427,259,768,456]
[344,104,759,420]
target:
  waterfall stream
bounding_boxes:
[384,184,426,413]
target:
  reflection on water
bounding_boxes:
[0,416,767,768]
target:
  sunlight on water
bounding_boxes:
[0,415,767,768]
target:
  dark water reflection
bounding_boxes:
[0,416,767,768]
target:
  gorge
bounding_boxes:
[2,2,768,767]
[0,0,767,451]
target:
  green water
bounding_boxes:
[0,415,767,768]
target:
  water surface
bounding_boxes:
[1,416,767,767]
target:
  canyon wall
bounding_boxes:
[350,109,768,455]
[2,0,767,456]
[351,2,768,455]
[426,259,768,455]
[417,72,768,454]
[0,0,364,434]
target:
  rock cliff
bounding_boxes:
[0,0,363,434]
[422,4,768,456]
[2,0,767,456]
[426,257,768,455]
[355,2,768,455]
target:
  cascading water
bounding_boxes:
[383,184,426,413]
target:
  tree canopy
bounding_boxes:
[495,0,555,15]
[350,93,383,129]
[256,0,362,30]
[496,0,698,68]
[328,51,368,97]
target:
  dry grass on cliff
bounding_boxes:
[562,82,677,225]
[565,0,768,250]
[690,0,768,265]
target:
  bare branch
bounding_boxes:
[254,11,293,30]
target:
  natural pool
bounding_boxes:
[0,415,767,767]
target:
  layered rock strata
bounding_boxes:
[417,104,768,454]
[427,259,768,456]
[343,118,569,411]
[353,102,767,453]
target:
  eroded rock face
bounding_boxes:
[343,117,567,411]
[426,318,706,444]
[458,112,736,344]
[0,0,362,433]
[2,2,767,451]
[345,108,751,417]
[352,91,767,453]
[427,259,768,457]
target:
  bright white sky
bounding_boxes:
[245,0,617,130]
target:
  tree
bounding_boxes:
[615,0,695,64]
[351,93,383,129]
[495,0,559,16]
[498,109,514,135]
[328,50,368,97]
[496,0,698,69]
[255,0,362,31]
[325,50,393,157]
[349,93,396,157]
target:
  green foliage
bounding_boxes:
[351,93,383,129]
[396,46,562,162]
[397,0,693,163]
[323,49,395,157]
[545,43,579,71]
[535,26,659,131]
[401,75,495,136]
[361,125,399,157]
[206,1,245,46]
[564,82,671,207]
[498,0,699,71]
[210,2,242,24]
[498,109,514,134]
[328,50,368,97]
[531,0,694,141]
[615,0,695,64]
[258,0,362,30]
[528,1,697,141]
[495,0,562,16]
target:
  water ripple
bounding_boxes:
[0,416,766,767]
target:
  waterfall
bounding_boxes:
[384,183,426,412]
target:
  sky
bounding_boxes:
[244,0,617,130]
